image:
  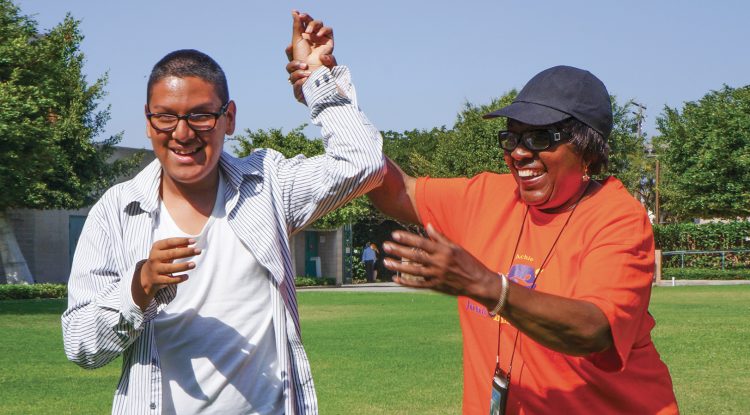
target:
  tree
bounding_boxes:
[429,95,516,178]
[231,125,372,230]
[607,98,652,204]
[654,85,750,221]
[0,1,132,283]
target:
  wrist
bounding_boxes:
[487,273,510,317]
[131,260,153,311]
[306,63,323,73]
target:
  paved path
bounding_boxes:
[298,280,750,292]
[297,282,421,293]
[654,279,750,287]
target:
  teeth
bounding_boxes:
[173,148,198,155]
[517,169,543,178]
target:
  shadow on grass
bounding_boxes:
[0,298,67,315]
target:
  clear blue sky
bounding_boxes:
[15,0,750,150]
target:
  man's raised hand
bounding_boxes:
[286,10,337,104]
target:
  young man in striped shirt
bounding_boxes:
[62,11,383,414]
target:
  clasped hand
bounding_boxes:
[285,10,337,104]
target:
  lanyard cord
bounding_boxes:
[495,183,588,381]
[495,205,528,370]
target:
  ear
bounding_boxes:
[224,100,236,136]
[144,104,154,138]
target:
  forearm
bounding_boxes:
[285,66,384,230]
[474,278,613,356]
[63,262,146,368]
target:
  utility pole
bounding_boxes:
[654,158,660,224]
[631,100,660,224]
[631,101,647,142]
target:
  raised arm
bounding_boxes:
[367,157,420,225]
[279,12,384,233]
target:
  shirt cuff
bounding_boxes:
[118,260,145,329]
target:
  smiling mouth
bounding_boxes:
[517,169,545,178]
[171,147,202,156]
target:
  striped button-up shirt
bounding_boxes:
[62,66,384,414]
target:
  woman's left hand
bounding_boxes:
[383,224,498,299]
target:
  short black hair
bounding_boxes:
[558,118,609,175]
[147,49,229,105]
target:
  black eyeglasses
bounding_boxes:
[498,129,572,152]
[146,102,229,132]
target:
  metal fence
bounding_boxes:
[662,249,750,270]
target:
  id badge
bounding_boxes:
[489,368,509,415]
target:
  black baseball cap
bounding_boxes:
[483,65,613,138]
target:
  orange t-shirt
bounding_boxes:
[416,173,678,415]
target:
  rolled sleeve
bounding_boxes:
[61,202,146,369]
[281,66,384,232]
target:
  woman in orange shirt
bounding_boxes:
[369,66,680,414]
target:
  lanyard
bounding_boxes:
[494,189,584,383]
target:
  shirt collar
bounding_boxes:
[119,151,264,214]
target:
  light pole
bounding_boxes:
[632,100,661,224]
[630,100,647,141]
[654,158,660,224]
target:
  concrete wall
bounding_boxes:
[292,232,306,278]
[316,228,343,281]
[7,208,90,283]
[292,228,344,282]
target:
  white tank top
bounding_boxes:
[153,175,283,414]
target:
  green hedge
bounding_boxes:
[0,283,67,300]
[294,276,370,287]
[654,221,750,269]
[662,267,750,280]
[654,221,750,251]
[294,276,337,287]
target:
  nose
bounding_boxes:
[509,142,534,161]
[171,118,195,142]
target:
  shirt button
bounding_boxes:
[150,403,156,409]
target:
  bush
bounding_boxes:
[654,221,750,251]
[350,255,366,280]
[662,268,750,280]
[0,283,67,300]
[654,221,750,269]
[294,276,337,287]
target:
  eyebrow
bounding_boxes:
[148,101,223,114]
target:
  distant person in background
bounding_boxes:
[371,242,382,281]
[362,242,377,282]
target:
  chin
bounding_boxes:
[165,167,212,184]
[519,191,551,207]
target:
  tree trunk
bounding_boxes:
[0,211,34,284]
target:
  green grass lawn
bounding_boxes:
[0,286,748,414]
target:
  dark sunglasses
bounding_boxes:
[498,129,572,152]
